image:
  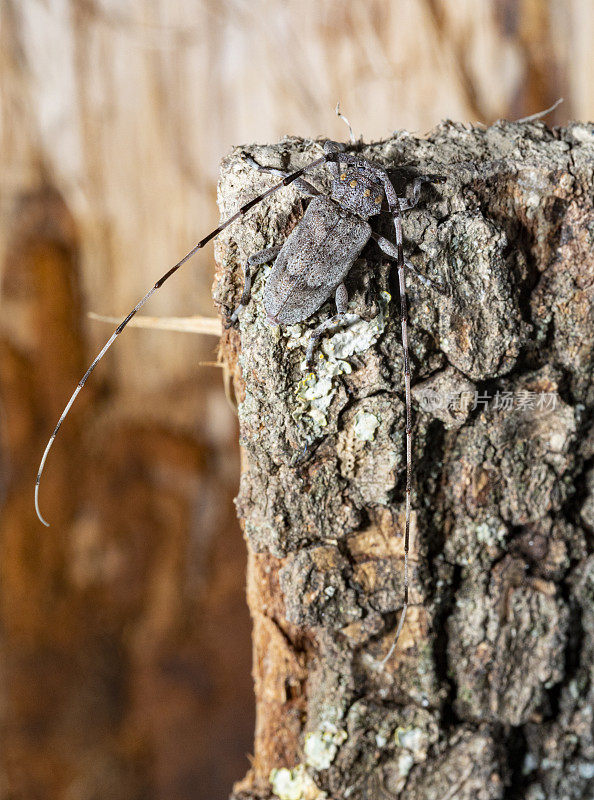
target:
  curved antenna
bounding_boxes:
[35,153,327,526]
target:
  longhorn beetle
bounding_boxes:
[35,138,444,663]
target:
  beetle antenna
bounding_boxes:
[34,153,328,526]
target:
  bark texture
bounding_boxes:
[214,122,594,800]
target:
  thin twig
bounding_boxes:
[515,98,564,123]
[88,312,222,336]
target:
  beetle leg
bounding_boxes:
[371,233,449,295]
[305,282,360,366]
[335,281,348,314]
[398,175,446,210]
[404,258,449,295]
[242,153,321,198]
[226,245,282,327]
[323,140,346,179]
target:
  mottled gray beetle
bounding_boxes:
[34,136,444,664]
[226,144,441,367]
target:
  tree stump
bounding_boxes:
[214,122,594,800]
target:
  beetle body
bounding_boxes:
[263,195,371,325]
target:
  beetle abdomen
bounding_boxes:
[263,196,371,325]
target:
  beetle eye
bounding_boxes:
[349,180,357,188]
[364,189,371,197]
[340,173,347,181]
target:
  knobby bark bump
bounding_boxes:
[214,122,594,800]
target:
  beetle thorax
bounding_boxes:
[330,167,384,219]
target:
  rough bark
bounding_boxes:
[214,121,594,800]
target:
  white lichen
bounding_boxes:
[395,727,427,755]
[304,723,348,770]
[270,765,326,800]
[578,761,594,780]
[375,733,387,747]
[291,292,390,437]
[397,751,414,778]
[475,518,507,548]
[236,262,390,440]
[522,752,538,775]
[353,411,380,441]
[569,123,594,144]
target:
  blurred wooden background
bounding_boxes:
[0,1,592,799]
